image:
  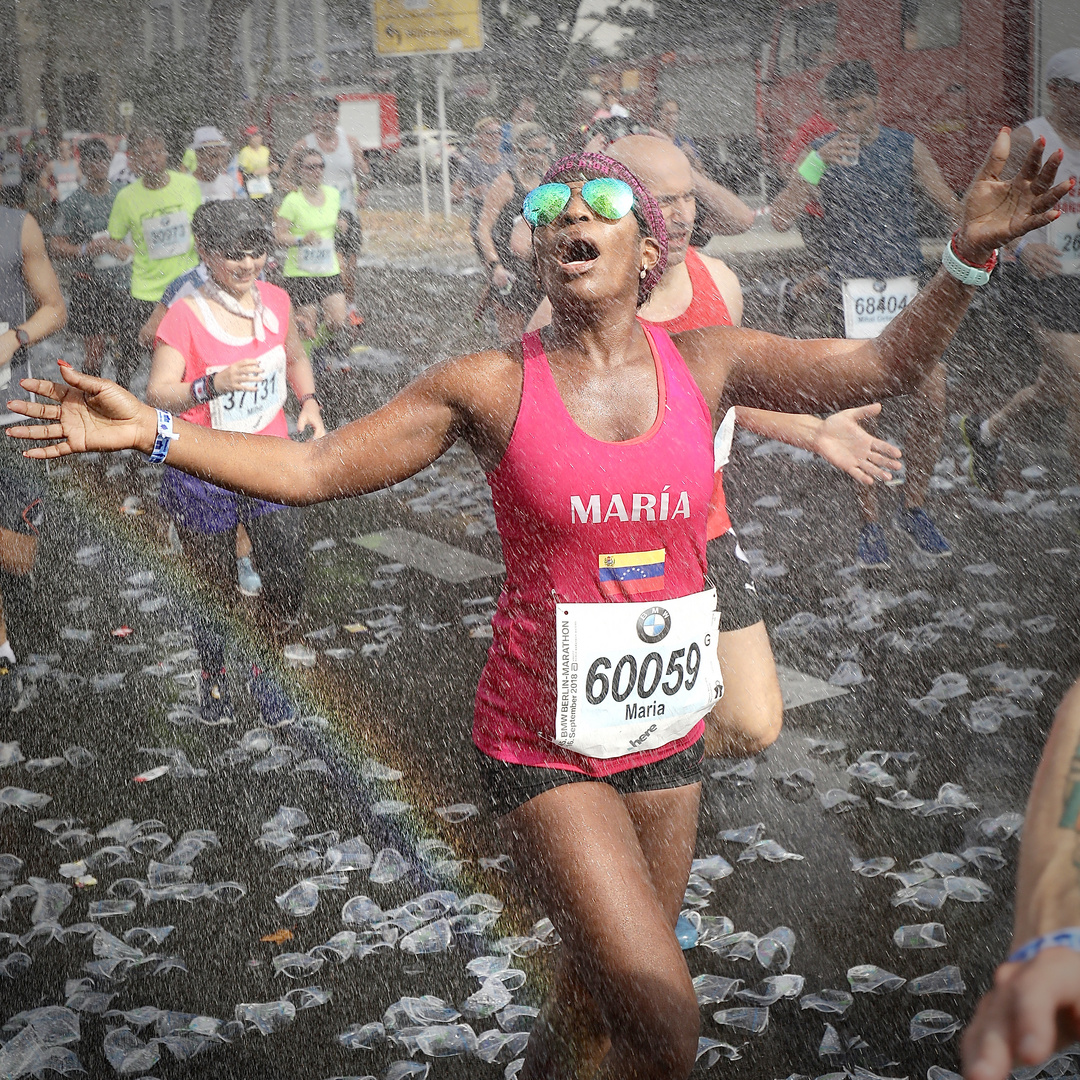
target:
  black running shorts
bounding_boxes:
[0,437,44,537]
[707,529,763,633]
[476,736,705,818]
[284,274,344,308]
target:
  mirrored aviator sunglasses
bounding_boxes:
[522,177,636,227]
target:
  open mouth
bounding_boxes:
[554,236,600,273]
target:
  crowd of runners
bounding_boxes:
[2,50,1080,1080]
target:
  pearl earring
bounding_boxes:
[640,266,647,279]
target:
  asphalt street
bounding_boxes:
[0,257,1077,1080]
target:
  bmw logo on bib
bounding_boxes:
[636,606,671,644]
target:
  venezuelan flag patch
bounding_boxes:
[598,548,666,597]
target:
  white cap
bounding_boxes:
[1046,49,1080,86]
[192,125,230,149]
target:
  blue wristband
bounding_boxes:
[1008,927,1080,964]
[147,409,178,465]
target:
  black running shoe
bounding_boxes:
[960,414,1001,494]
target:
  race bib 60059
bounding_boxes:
[554,587,723,759]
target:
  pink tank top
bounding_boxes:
[644,247,734,538]
[473,322,715,776]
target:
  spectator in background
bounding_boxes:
[0,203,66,711]
[453,116,508,263]
[237,126,275,201]
[475,123,554,346]
[960,49,1080,501]
[40,138,82,205]
[771,59,963,570]
[103,127,202,387]
[655,99,704,170]
[500,94,537,155]
[1,137,24,208]
[47,138,134,379]
[282,97,371,321]
[191,127,245,203]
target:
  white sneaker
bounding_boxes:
[237,556,263,596]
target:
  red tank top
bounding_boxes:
[473,324,715,775]
[645,246,734,538]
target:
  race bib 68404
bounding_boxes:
[841,275,918,339]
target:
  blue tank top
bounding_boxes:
[812,126,923,280]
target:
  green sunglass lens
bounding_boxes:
[523,184,571,226]
[582,178,635,221]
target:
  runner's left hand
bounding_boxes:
[812,402,902,486]
[958,129,1074,263]
[298,399,325,439]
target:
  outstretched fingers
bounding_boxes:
[55,361,109,395]
[1031,149,1065,194]
[6,420,66,441]
[1013,136,1048,186]
[6,397,60,421]
[22,440,72,460]
[975,128,1014,183]
[1032,177,1076,215]
[10,377,67,404]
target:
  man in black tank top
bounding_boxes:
[0,206,66,712]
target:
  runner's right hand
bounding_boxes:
[301,231,321,246]
[213,359,263,394]
[6,362,154,458]
[491,264,512,290]
[1019,242,1062,280]
[962,950,1080,1080]
[816,133,860,167]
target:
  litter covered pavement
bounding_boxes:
[1,288,1078,1080]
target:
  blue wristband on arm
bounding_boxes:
[1008,927,1080,963]
[147,409,179,465]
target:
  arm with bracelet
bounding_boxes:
[962,677,1080,1080]
[284,316,325,439]
[145,302,265,415]
[771,127,862,232]
[770,149,827,231]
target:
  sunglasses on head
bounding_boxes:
[301,161,324,170]
[521,178,635,228]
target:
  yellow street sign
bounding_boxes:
[373,0,483,56]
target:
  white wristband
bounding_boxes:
[147,409,179,465]
[1008,927,1080,963]
[941,238,997,286]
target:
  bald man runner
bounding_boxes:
[530,135,902,758]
